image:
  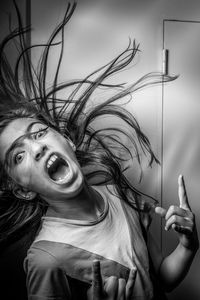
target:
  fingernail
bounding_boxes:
[172,224,176,230]
[93,259,99,264]
[132,267,137,273]
[92,260,100,269]
[165,226,168,231]
[130,268,137,277]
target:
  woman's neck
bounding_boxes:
[45,183,104,221]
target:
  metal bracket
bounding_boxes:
[162,49,169,75]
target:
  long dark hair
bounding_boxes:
[0,1,176,245]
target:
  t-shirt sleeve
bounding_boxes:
[24,246,72,300]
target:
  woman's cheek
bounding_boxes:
[12,163,33,187]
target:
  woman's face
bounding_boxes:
[0,117,84,201]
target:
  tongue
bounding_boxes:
[51,164,68,181]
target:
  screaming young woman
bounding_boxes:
[0,2,198,300]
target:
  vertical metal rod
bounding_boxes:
[160,19,165,253]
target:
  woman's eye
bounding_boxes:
[34,127,48,139]
[14,152,24,164]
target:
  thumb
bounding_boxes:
[155,206,167,218]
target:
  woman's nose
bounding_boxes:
[32,142,48,161]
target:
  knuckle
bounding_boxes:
[110,276,117,281]
[182,209,189,217]
[172,215,177,223]
[186,213,195,223]
[119,278,126,287]
[170,205,177,213]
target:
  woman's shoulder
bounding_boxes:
[24,240,61,271]
[25,239,81,270]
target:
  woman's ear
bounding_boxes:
[13,185,37,201]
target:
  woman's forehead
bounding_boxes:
[0,117,38,162]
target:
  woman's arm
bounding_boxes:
[24,247,72,299]
[148,175,199,292]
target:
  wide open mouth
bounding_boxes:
[46,153,70,182]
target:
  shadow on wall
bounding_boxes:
[168,282,199,300]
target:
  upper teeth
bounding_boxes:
[47,154,58,169]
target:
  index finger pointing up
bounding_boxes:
[178,174,191,211]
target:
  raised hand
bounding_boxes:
[87,260,137,300]
[155,175,199,251]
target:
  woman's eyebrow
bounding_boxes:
[4,121,42,166]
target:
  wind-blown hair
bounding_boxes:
[0,2,176,245]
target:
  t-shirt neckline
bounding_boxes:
[42,186,109,226]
